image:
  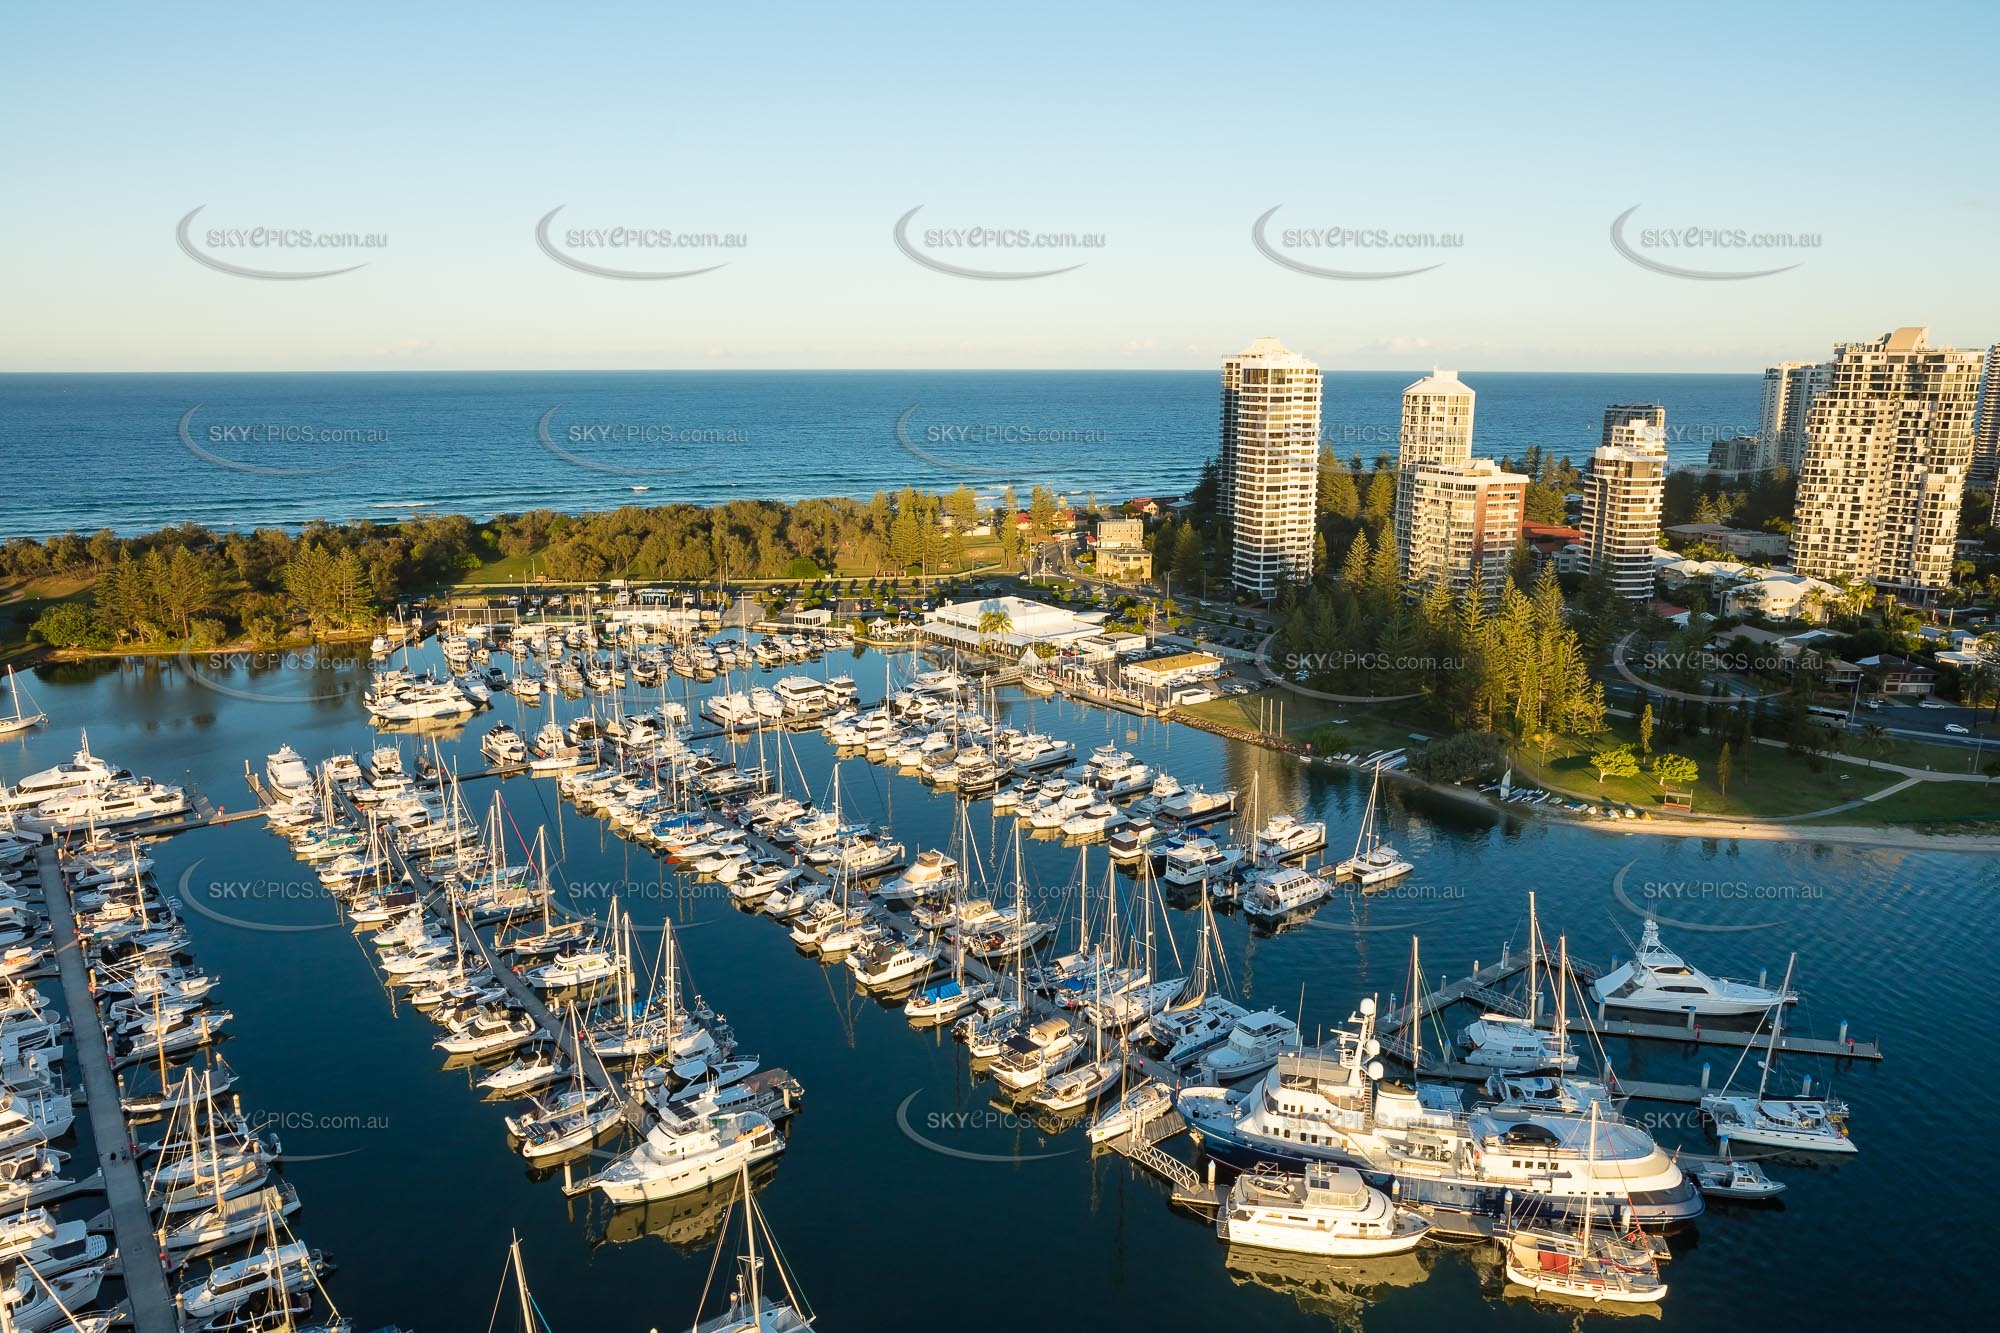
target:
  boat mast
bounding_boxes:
[1756,953,1798,1105]
[510,1231,536,1331]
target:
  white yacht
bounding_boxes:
[263,745,312,793]
[1590,918,1797,1018]
[1155,784,1238,824]
[19,779,189,835]
[1162,837,1244,888]
[1240,865,1334,921]
[1218,1164,1431,1257]
[566,1101,784,1204]
[1196,1009,1300,1082]
[1177,997,1704,1228]
[1333,762,1412,887]
[1251,812,1327,864]
[0,735,128,811]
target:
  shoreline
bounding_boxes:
[1172,705,2000,855]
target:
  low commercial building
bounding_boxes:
[1123,650,1226,689]
[921,595,1107,653]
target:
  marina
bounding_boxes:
[0,626,1965,1330]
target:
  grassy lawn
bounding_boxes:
[1812,779,2000,826]
[1182,689,1440,755]
[0,573,94,663]
[1526,715,1899,818]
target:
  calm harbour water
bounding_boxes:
[0,371,1759,536]
[3,641,1976,1329]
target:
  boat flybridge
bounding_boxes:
[1590,917,1797,1018]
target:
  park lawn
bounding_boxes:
[1181,689,1441,755]
[1809,779,2000,826]
[1837,730,1997,775]
[0,573,96,662]
[1526,715,1899,819]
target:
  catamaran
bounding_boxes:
[1699,954,1856,1153]
[1332,761,1412,886]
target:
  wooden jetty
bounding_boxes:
[37,845,179,1333]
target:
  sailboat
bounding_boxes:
[690,1164,814,1333]
[1699,954,1855,1153]
[1500,1103,1669,1305]
[1460,894,1578,1073]
[1332,761,1411,887]
[0,668,46,737]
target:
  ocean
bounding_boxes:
[0,371,1760,537]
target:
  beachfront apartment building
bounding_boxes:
[1974,343,2000,490]
[1220,336,1321,598]
[1394,369,1476,576]
[1579,408,1669,601]
[1757,359,1831,473]
[1791,327,1982,598]
[1404,458,1527,601]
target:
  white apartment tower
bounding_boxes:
[1757,360,1831,473]
[1395,370,1476,575]
[1602,403,1667,451]
[1579,409,1669,601]
[1791,327,1982,597]
[1972,344,2000,490]
[1220,337,1322,598]
[1404,459,1528,600]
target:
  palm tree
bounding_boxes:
[975,608,1013,655]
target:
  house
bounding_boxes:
[1719,573,1839,624]
[1855,654,1937,697]
[1667,522,1789,560]
[1123,497,1162,519]
[1653,552,1755,590]
[1520,521,1586,574]
[1649,600,1693,628]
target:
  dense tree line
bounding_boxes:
[5,486,1031,650]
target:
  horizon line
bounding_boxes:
[0,365,1767,377]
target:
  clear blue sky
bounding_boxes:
[3,0,1993,373]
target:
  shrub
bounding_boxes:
[31,602,107,649]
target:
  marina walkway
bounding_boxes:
[37,845,179,1333]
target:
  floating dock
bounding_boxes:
[37,845,179,1333]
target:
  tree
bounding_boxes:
[1650,752,1699,791]
[1590,743,1640,784]
[975,608,1013,653]
[1638,703,1655,755]
[1716,741,1733,795]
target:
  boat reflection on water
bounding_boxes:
[588,1159,783,1252]
[1222,1244,1432,1326]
